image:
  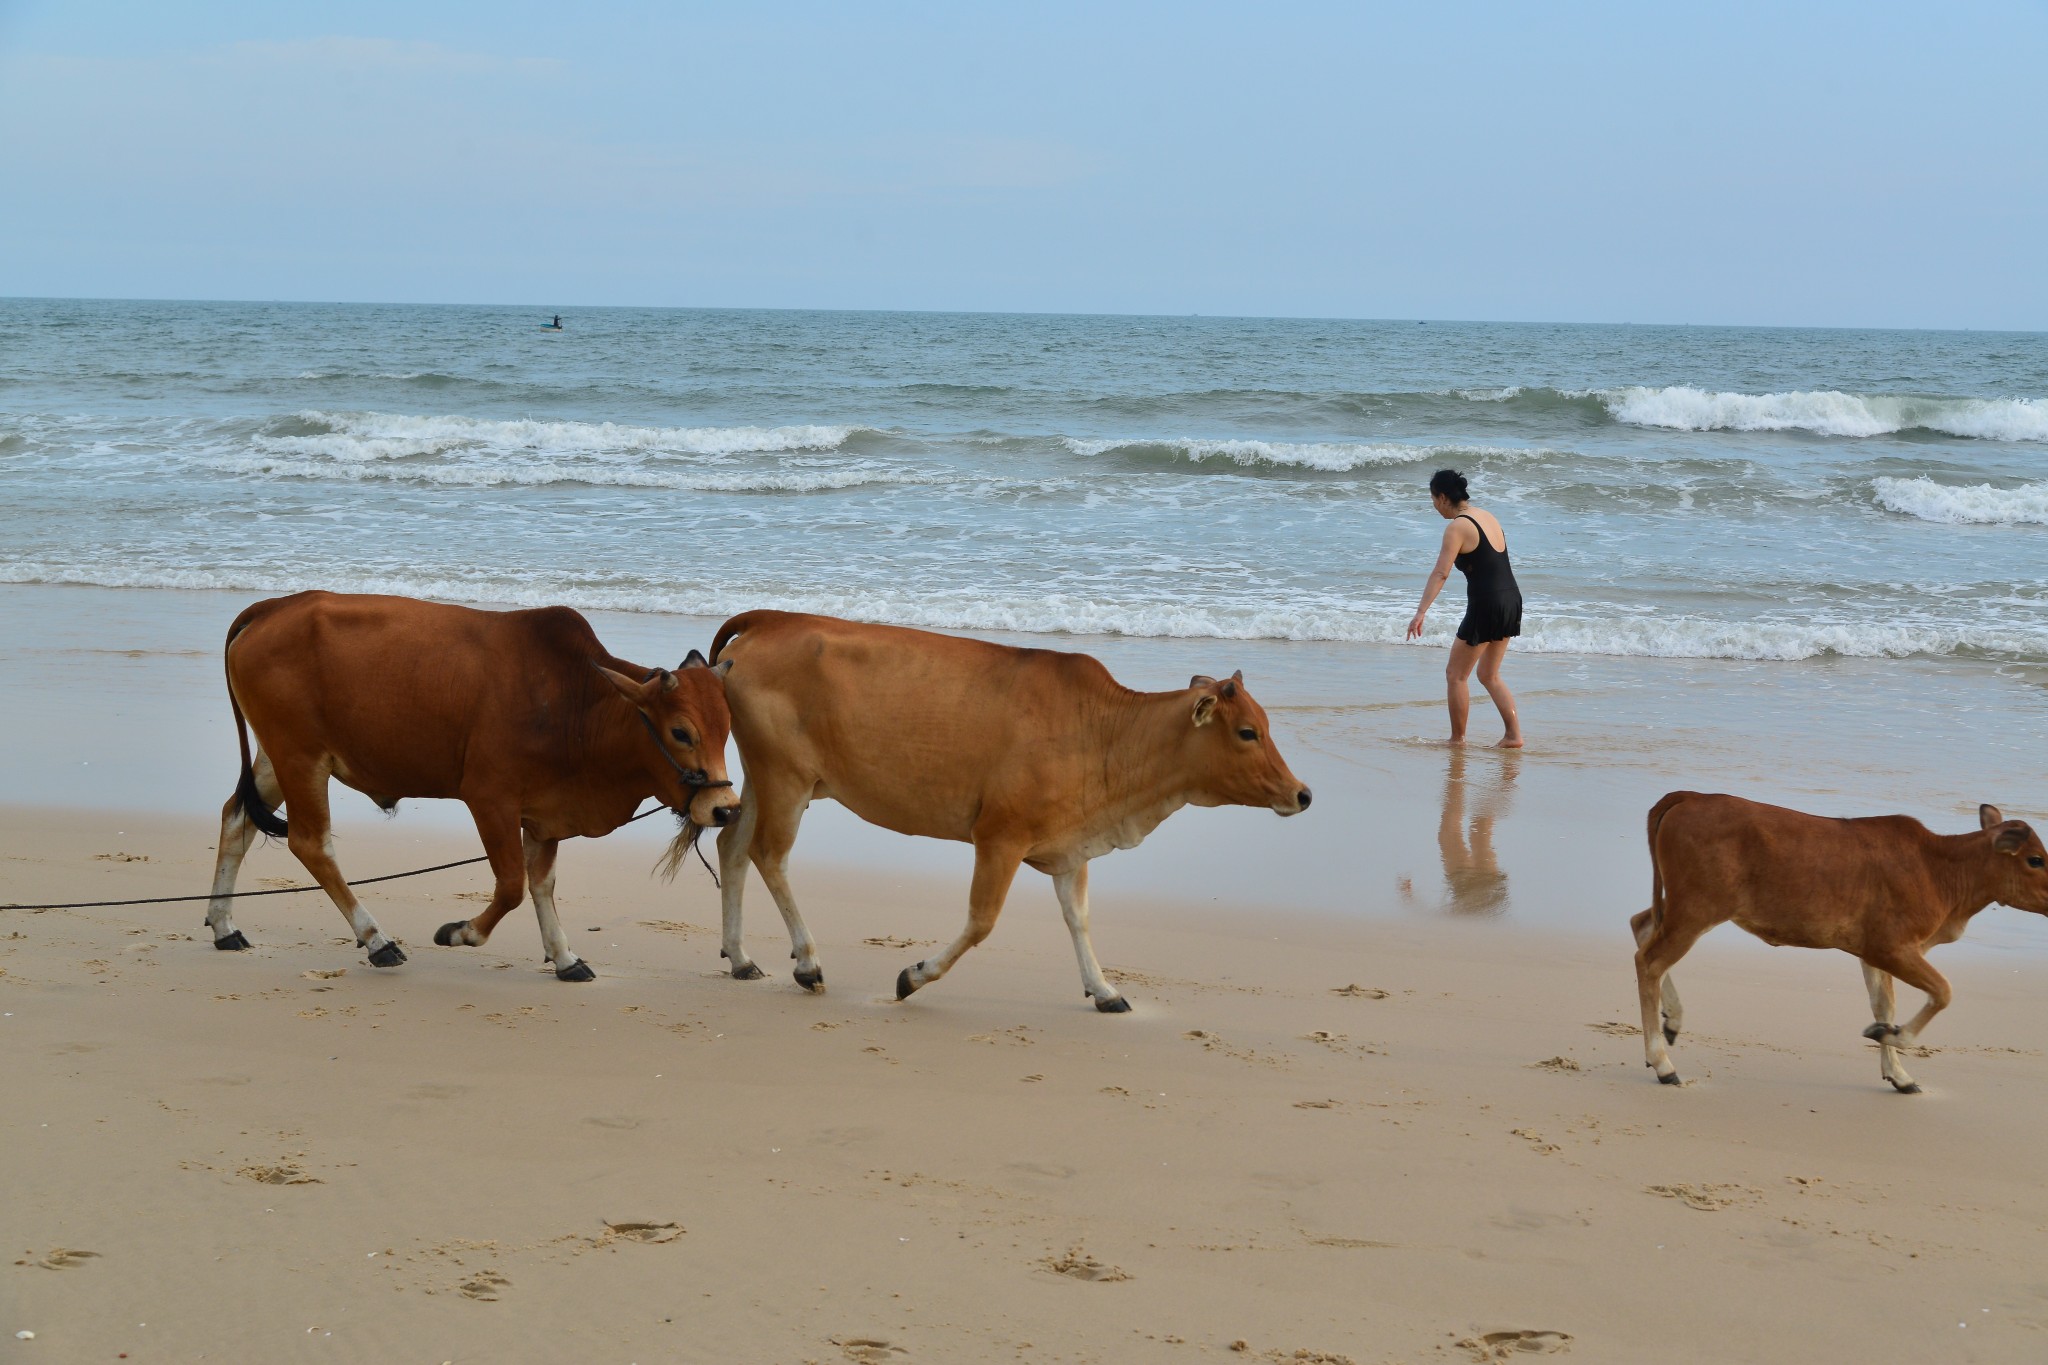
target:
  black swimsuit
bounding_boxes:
[1452,513,1523,645]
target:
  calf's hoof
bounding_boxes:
[433,920,469,947]
[1862,1022,1903,1042]
[213,930,252,951]
[1093,994,1133,1014]
[1662,1025,1679,1045]
[1889,1078,1923,1095]
[555,960,597,983]
[793,966,825,993]
[1657,1071,1683,1086]
[367,941,407,969]
[895,967,918,1001]
[729,960,765,981]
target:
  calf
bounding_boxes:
[1632,792,2048,1091]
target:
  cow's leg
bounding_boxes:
[433,802,527,955]
[1631,909,1682,1044]
[523,831,594,983]
[897,842,1023,1000]
[1861,961,1909,1091]
[1054,863,1126,1013]
[1860,947,1950,1094]
[279,769,405,968]
[205,749,281,951]
[1634,919,1706,1085]
[747,786,824,992]
[714,784,764,980]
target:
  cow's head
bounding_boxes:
[598,649,744,830]
[1980,804,2048,914]
[1183,671,1311,816]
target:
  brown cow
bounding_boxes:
[206,592,742,977]
[1632,792,2048,1092]
[706,610,1311,1010]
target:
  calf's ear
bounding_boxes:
[681,649,708,669]
[1189,674,1216,689]
[1192,694,1218,726]
[1981,803,2005,829]
[1993,823,2030,854]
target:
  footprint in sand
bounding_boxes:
[1457,1329,1573,1360]
[1045,1246,1131,1282]
[238,1162,322,1185]
[835,1340,908,1363]
[584,1114,645,1130]
[34,1249,100,1270]
[1645,1183,1758,1212]
[1528,1056,1582,1072]
[601,1220,684,1244]
[457,1269,509,1301]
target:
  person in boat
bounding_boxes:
[550,315,562,329]
[1405,468,1525,748]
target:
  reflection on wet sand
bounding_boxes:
[1438,747,1519,915]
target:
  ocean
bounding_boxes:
[4,298,2045,665]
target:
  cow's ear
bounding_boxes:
[1981,803,2005,829]
[681,648,708,669]
[596,664,655,706]
[1192,694,1218,727]
[1189,674,1216,689]
[1993,823,2030,854]
[711,658,734,679]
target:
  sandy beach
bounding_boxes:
[6,585,2048,1363]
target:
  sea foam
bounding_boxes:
[1604,387,2048,442]
[1872,476,2048,526]
[1061,437,1540,471]
[261,410,864,462]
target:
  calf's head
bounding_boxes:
[1183,672,1311,816]
[598,650,744,829]
[1980,804,2048,915]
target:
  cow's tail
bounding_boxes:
[710,610,779,665]
[224,606,289,839]
[1641,791,1694,938]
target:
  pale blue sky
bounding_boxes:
[2,1,2043,327]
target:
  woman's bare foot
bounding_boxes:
[1498,735,1525,749]
[1447,735,1467,746]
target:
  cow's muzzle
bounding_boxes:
[710,804,740,827]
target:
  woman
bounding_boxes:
[1405,468,1524,748]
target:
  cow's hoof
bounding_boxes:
[794,966,825,993]
[367,941,407,969]
[1093,994,1133,1014]
[1862,1022,1903,1042]
[1657,1071,1683,1086]
[895,967,918,1001]
[729,960,765,982]
[1662,1025,1678,1045]
[1889,1078,1923,1095]
[213,930,251,952]
[433,920,468,947]
[555,960,596,983]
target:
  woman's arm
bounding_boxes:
[1406,521,1466,640]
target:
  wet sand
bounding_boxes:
[6,583,2048,1361]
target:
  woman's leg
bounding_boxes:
[1444,639,1482,744]
[1474,638,1523,747]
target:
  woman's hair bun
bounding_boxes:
[1429,468,1470,503]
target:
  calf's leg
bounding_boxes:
[205,748,281,951]
[715,784,763,979]
[897,842,1023,1001]
[720,777,824,989]
[1860,961,1913,1091]
[1635,918,1707,1084]
[1860,947,1950,1094]
[1630,908,1682,1043]
[524,832,593,982]
[1054,864,1127,1013]
[279,769,405,968]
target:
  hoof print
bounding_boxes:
[213,930,252,951]
[1045,1246,1131,1282]
[556,960,597,983]
[457,1269,509,1301]
[1457,1329,1573,1361]
[367,941,407,969]
[1093,994,1133,1014]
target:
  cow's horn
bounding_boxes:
[1189,674,1216,689]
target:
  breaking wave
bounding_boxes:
[1062,436,1545,472]
[1872,476,2048,526]
[1602,387,2048,441]
[257,410,866,462]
